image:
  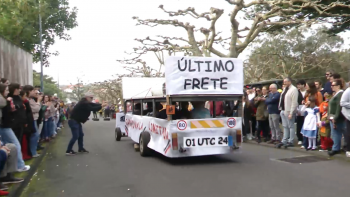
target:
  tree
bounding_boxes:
[89,77,124,105]
[70,77,86,101]
[128,0,349,61]
[117,49,166,77]
[0,0,78,66]
[244,26,345,83]
[305,0,350,35]
[33,70,65,98]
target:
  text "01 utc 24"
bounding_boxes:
[183,136,228,148]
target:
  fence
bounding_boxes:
[0,36,33,85]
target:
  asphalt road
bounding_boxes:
[21,118,350,197]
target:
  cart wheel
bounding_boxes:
[115,128,122,141]
[139,132,151,157]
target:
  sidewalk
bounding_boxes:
[245,139,350,162]
[7,126,66,197]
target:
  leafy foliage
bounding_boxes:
[0,0,78,66]
[70,77,87,101]
[89,78,123,105]
[244,26,348,83]
[303,0,350,35]
[33,70,65,99]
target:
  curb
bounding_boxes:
[245,140,350,162]
[8,127,65,197]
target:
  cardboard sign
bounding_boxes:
[165,56,243,95]
[166,105,175,115]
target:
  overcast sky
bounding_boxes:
[33,0,349,85]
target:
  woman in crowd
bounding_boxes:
[328,79,345,156]
[19,90,32,160]
[0,84,30,172]
[52,103,59,137]
[8,84,27,146]
[41,95,55,142]
[304,81,323,106]
[254,86,270,143]
[242,92,253,140]
[23,85,41,157]
[0,79,9,86]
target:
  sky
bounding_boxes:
[33,0,350,85]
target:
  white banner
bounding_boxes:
[122,77,165,99]
[165,56,243,95]
[115,113,126,135]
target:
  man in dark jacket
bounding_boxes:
[321,70,333,96]
[66,93,104,155]
[265,84,281,144]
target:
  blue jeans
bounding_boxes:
[66,120,84,152]
[330,121,346,151]
[281,111,296,144]
[0,127,25,169]
[42,117,54,139]
[30,120,39,156]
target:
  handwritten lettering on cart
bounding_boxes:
[149,122,169,140]
[125,119,143,130]
[163,140,171,154]
[177,57,234,90]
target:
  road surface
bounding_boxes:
[21,119,350,197]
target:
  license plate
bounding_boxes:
[183,136,229,148]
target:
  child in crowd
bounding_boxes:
[318,95,333,151]
[300,96,320,150]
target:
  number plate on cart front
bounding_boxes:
[183,136,231,148]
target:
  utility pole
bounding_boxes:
[39,0,44,92]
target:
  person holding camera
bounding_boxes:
[66,93,106,156]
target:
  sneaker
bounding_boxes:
[0,183,8,191]
[0,177,24,185]
[247,134,252,140]
[78,149,89,154]
[286,143,294,147]
[298,141,302,145]
[17,165,30,172]
[57,127,61,130]
[346,152,350,158]
[32,154,40,158]
[66,150,76,156]
[300,146,305,149]
[328,150,340,157]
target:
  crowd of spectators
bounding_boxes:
[243,71,350,158]
[0,78,66,196]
